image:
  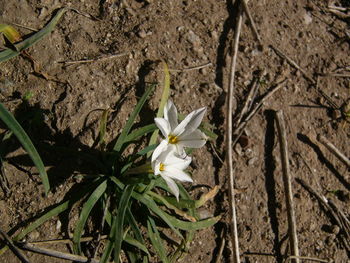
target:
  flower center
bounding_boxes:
[159,163,165,171]
[168,134,178,144]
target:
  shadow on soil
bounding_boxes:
[297,133,350,191]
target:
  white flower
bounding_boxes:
[152,100,207,161]
[152,147,192,200]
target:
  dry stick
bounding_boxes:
[269,45,316,85]
[241,0,262,45]
[274,111,300,263]
[231,80,286,147]
[319,72,350,78]
[317,134,350,168]
[17,242,99,263]
[60,52,128,65]
[169,62,212,72]
[0,229,31,263]
[296,178,350,252]
[226,2,244,262]
[285,255,331,263]
[214,227,226,263]
[29,235,108,246]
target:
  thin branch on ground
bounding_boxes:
[214,227,226,263]
[209,142,224,165]
[169,62,212,72]
[226,1,244,262]
[285,255,331,263]
[28,235,108,246]
[269,45,316,84]
[319,72,350,78]
[59,52,128,65]
[317,134,350,168]
[274,110,300,263]
[296,178,350,252]
[241,0,262,45]
[231,79,286,147]
[0,229,30,263]
[17,242,99,263]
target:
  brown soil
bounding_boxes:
[0,0,349,262]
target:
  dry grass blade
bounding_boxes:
[169,62,212,72]
[270,45,315,84]
[59,52,128,65]
[0,229,30,263]
[241,0,262,45]
[285,255,331,263]
[317,134,350,168]
[226,1,245,262]
[214,227,226,263]
[17,242,99,263]
[274,110,300,263]
[296,178,350,252]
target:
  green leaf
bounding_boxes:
[124,234,149,255]
[98,109,109,147]
[124,124,157,143]
[148,62,171,156]
[73,180,107,254]
[147,217,170,263]
[0,24,21,43]
[0,8,67,62]
[0,103,49,194]
[113,84,156,152]
[114,185,135,263]
[131,191,183,238]
[100,215,117,263]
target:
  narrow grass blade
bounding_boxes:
[98,109,109,147]
[148,62,171,156]
[114,185,135,263]
[131,191,182,238]
[0,103,49,194]
[0,8,67,63]
[124,234,149,254]
[100,215,117,263]
[73,180,107,254]
[147,217,170,263]
[124,124,157,143]
[113,84,156,152]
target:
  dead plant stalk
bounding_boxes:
[274,110,300,263]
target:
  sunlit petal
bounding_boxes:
[162,176,180,201]
[162,167,193,182]
[164,100,178,131]
[151,140,168,163]
[163,152,191,170]
[180,107,206,137]
[154,118,170,138]
[178,130,207,148]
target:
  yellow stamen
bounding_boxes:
[159,163,165,171]
[168,134,178,144]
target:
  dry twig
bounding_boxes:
[59,53,128,65]
[317,134,350,168]
[214,227,227,263]
[226,2,244,262]
[0,229,30,263]
[17,242,99,263]
[285,255,331,263]
[296,178,350,252]
[169,62,212,72]
[269,45,315,84]
[241,0,262,45]
[274,110,300,263]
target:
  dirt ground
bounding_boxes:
[0,0,349,262]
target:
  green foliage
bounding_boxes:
[0,67,220,262]
[0,103,50,194]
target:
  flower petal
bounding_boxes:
[154,118,170,138]
[162,176,180,201]
[162,166,193,183]
[178,129,207,148]
[164,100,178,131]
[151,140,168,163]
[163,152,191,170]
[173,107,206,137]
